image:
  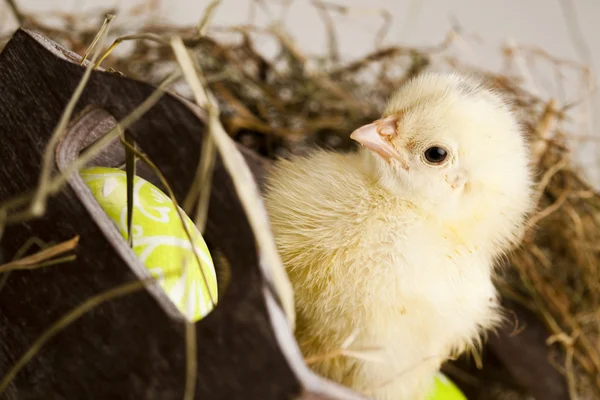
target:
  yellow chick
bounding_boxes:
[263,73,535,400]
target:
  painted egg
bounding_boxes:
[428,372,467,400]
[81,167,217,322]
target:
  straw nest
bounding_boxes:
[1,1,599,399]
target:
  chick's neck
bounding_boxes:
[355,147,520,259]
[357,147,454,219]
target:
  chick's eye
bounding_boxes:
[424,146,447,164]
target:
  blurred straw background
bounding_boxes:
[2,0,599,183]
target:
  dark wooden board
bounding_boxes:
[486,299,570,400]
[0,28,362,400]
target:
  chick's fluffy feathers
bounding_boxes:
[264,73,534,400]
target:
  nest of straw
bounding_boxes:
[2,0,600,398]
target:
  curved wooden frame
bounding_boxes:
[0,28,363,400]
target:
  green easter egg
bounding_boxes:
[427,372,467,400]
[81,167,217,322]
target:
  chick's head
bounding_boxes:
[351,73,535,250]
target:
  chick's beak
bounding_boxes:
[350,116,408,169]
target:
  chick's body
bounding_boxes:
[264,73,534,400]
